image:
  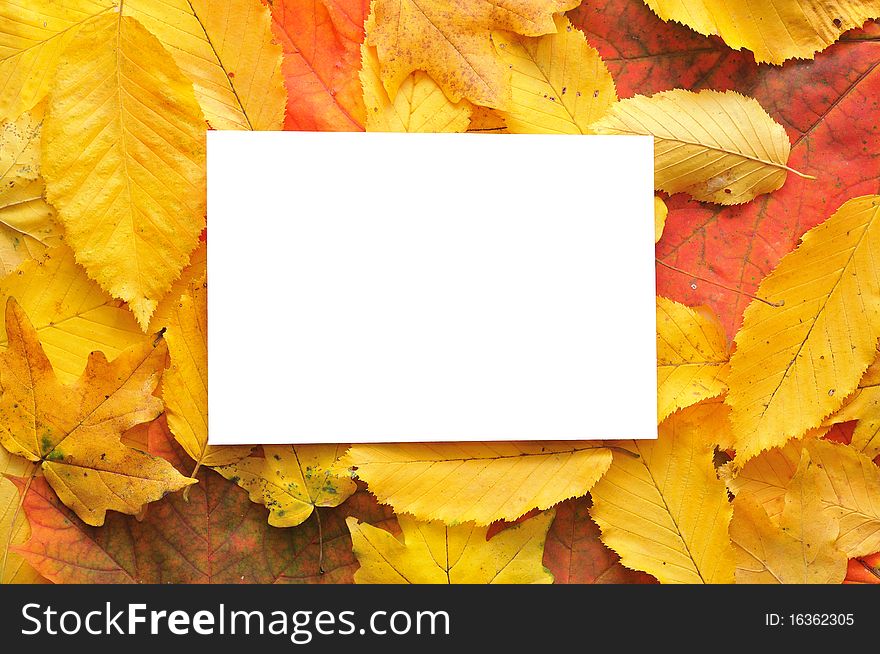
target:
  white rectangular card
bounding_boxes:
[207,132,656,444]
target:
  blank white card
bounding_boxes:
[207,132,657,444]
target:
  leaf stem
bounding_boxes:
[656,259,784,308]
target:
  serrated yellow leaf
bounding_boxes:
[162,279,250,472]
[1,447,44,583]
[730,450,847,584]
[148,239,206,333]
[360,44,471,132]
[42,13,206,330]
[726,196,880,460]
[0,299,194,526]
[676,395,736,450]
[808,439,880,558]
[365,0,579,109]
[344,442,613,525]
[824,354,880,459]
[124,0,285,130]
[654,196,667,243]
[590,89,803,205]
[723,439,803,522]
[644,0,880,64]
[347,510,555,583]
[0,0,114,122]
[0,245,148,384]
[590,408,735,583]
[656,297,729,422]
[492,15,616,134]
[217,445,356,528]
[0,103,62,276]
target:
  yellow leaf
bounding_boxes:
[162,279,251,472]
[0,298,195,526]
[217,445,356,527]
[0,245,148,384]
[590,89,806,205]
[722,439,803,522]
[808,439,880,558]
[0,0,114,122]
[590,408,735,583]
[0,447,44,583]
[730,450,847,584]
[492,15,616,134]
[343,442,613,525]
[365,0,579,108]
[656,297,729,422]
[0,103,62,276]
[360,44,472,132]
[824,354,880,459]
[654,196,667,243]
[677,395,736,450]
[124,0,286,130]
[644,0,880,64]
[347,510,555,583]
[42,13,206,330]
[148,240,207,333]
[726,196,880,460]
[467,106,508,133]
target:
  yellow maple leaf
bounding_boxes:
[0,0,115,122]
[590,407,735,583]
[343,442,613,525]
[42,13,206,330]
[365,0,579,109]
[644,0,880,64]
[823,354,880,459]
[656,297,729,423]
[124,0,286,130]
[492,14,616,133]
[162,278,251,474]
[0,102,62,276]
[726,196,880,460]
[0,245,149,384]
[347,510,555,583]
[217,445,356,527]
[0,298,195,526]
[360,44,472,132]
[654,196,667,243]
[590,89,811,205]
[0,447,44,584]
[730,450,847,584]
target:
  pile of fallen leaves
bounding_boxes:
[1,0,879,585]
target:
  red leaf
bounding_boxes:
[844,552,880,584]
[543,496,657,584]
[571,1,880,338]
[13,420,396,584]
[270,0,370,131]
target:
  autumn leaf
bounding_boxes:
[730,450,847,584]
[348,510,555,583]
[42,13,206,329]
[162,278,251,472]
[13,420,396,583]
[270,0,370,131]
[824,354,880,459]
[0,298,194,526]
[845,552,880,583]
[0,246,148,384]
[360,44,472,132]
[722,439,803,522]
[571,2,880,338]
[344,442,613,525]
[0,102,61,276]
[654,196,667,243]
[365,0,580,109]
[590,406,736,583]
[543,496,657,584]
[656,297,729,423]
[125,0,286,131]
[492,14,616,133]
[726,195,880,459]
[217,445,356,527]
[591,89,805,205]
[1,446,43,584]
[0,0,114,122]
[148,239,207,333]
[643,0,880,64]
